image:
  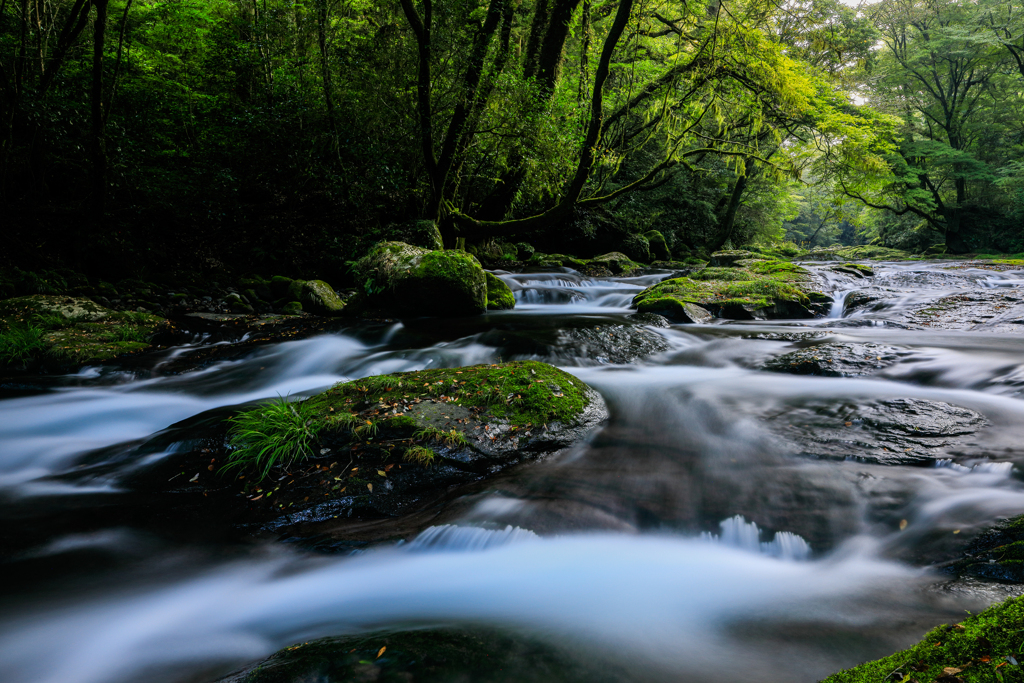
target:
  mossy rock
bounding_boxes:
[797,245,919,262]
[409,219,444,251]
[217,361,607,524]
[708,250,759,267]
[632,258,821,321]
[529,252,588,269]
[644,230,671,261]
[485,272,516,310]
[588,252,640,275]
[516,242,535,259]
[287,279,346,316]
[0,295,167,369]
[270,276,295,299]
[822,595,1024,683]
[619,233,650,263]
[351,242,487,317]
[281,301,303,315]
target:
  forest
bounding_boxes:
[3,0,1024,282]
[9,3,1024,683]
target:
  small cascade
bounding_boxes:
[935,459,1014,476]
[700,515,812,561]
[829,290,852,318]
[405,524,539,552]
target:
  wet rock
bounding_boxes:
[950,515,1024,583]
[556,323,669,363]
[632,258,822,321]
[770,398,988,466]
[830,263,874,278]
[485,272,516,310]
[141,362,607,535]
[843,290,886,313]
[219,627,632,683]
[763,343,907,377]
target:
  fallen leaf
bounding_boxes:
[377,470,386,477]
[189,473,200,483]
[899,519,908,530]
[367,483,373,492]
[943,668,962,675]
[377,646,386,658]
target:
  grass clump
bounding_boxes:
[224,397,326,481]
[403,445,436,467]
[0,323,47,364]
[823,595,1024,683]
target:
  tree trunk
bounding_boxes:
[709,172,749,253]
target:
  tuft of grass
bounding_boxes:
[114,325,149,342]
[403,445,436,467]
[223,397,326,481]
[414,426,468,447]
[0,323,47,364]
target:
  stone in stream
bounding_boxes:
[348,241,493,317]
[763,342,908,377]
[485,271,516,310]
[555,321,670,363]
[134,361,607,536]
[286,279,346,316]
[630,255,829,322]
[218,627,633,683]
[769,398,988,466]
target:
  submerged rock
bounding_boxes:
[556,323,670,363]
[763,342,907,377]
[770,398,988,466]
[951,515,1024,584]
[350,242,488,317]
[631,257,824,321]
[219,627,632,683]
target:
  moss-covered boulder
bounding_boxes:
[0,295,167,370]
[351,242,488,317]
[951,514,1024,583]
[588,252,641,275]
[529,252,588,269]
[632,258,825,321]
[644,230,671,261]
[212,361,606,525]
[287,279,345,316]
[823,595,1024,683]
[485,272,516,310]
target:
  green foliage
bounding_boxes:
[0,324,47,365]
[224,397,326,481]
[823,595,1024,683]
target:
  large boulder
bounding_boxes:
[708,250,759,267]
[287,279,346,316]
[588,252,640,275]
[351,242,487,317]
[150,361,607,530]
[644,230,671,261]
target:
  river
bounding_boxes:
[3,260,1024,683]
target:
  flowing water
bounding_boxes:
[4,261,1024,683]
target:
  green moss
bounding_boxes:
[485,272,516,310]
[632,257,818,320]
[690,267,755,281]
[311,360,590,427]
[823,595,1024,683]
[0,295,164,368]
[222,361,594,481]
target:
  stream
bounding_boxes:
[4,260,1024,683]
